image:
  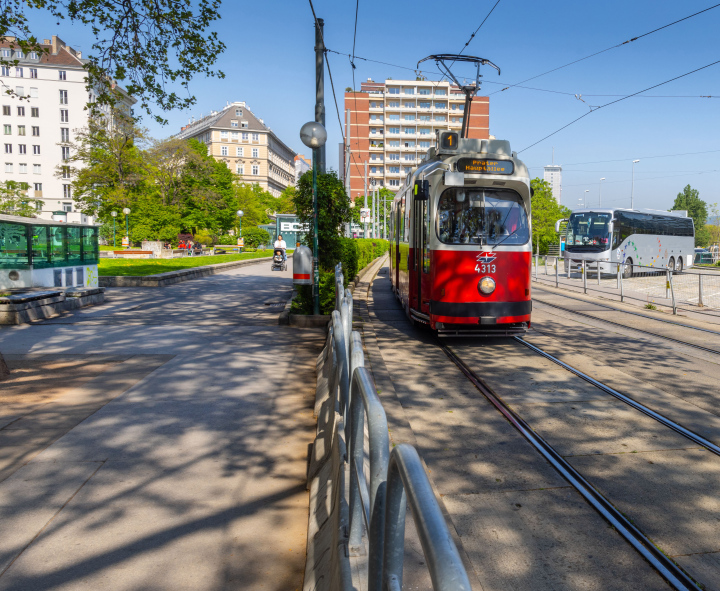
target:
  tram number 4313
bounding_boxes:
[475,263,496,273]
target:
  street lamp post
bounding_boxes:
[110,210,117,248]
[631,159,640,210]
[584,190,589,208]
[300,121,328,316]
[599,178,605,207]
[236,210,244,248]
[122,207,130,249]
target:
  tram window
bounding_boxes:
[436,188,529,245]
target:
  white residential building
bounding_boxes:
[0,35,135,223]
[294,154,311,184]
[544,164,562,203]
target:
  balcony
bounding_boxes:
[369,143,384,150]
[401,144,416,151]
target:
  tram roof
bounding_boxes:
[571,208,688,218]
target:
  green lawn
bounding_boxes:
[99,250,275,276]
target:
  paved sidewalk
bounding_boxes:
[0,261,324,590]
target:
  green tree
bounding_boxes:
[530,178,571,254]
[671,185,709,247]
[0,181,41,217]
[295,169,351,270]
[1,1,225,123]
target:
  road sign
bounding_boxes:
[360,208,371,223]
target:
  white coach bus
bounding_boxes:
[557,208,695,278]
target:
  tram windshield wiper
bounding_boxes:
[490,229,519,250]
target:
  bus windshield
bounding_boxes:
[566,212,612,252]
[437,188,529,245]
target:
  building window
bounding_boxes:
[16,51,24,58]
[220,130,228,139]
[59,90,68,104]
[435,102,447,109]
[2,105,9,116]
[419,128,431,135]
[388,127,400,134]
[388,114,400,121]
[1,49,10,58]
[33,164,41,174]
[236,147,243,156]
[3,124,10,135]
[418,88,431,95]
[418,115,431,122]
[18,144,26,154]
[15,86,24,96]
[419,101,431,108]
[235,108,243,116]
[404,114,415,121]
[252,165,259,175]
[4,144,10,154]
[387,101,399,107]
[35,145,43,155]
[17,125,25,136]
[62,201,72,212]
[252,133,259,141]
[63,185,72,199]
[29,52,38,59]
[61,166,70,179]
[31,126,39,136]
[404,154,414,161]
[419,141,430,148]
[61,128,69,142]
[435,89,447,96]
[237,164,244,175]
[231,131,238,139]
[241,132,248,141]
[19,163,27,174]
[403,127,415,134]
[389,179,400,187]
[252,148,258,158]
[231,120,238,127]
[17,106,24,116]
[4,163,12,173]
[434,115,446,122]
[33,182,42,192]
[59,70,67,81]
[389,153,400,161]
[29,87,37,98]
[389,167,400,173]
[388,88,400,94]
[15,67,23,78]
[220,146,228,156]
[60,109,68,123]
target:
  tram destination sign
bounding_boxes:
[457,158,514,175]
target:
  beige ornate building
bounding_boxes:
[176,101,296,196]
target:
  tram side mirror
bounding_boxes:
[554,218,568,233]
[414,180,429,201]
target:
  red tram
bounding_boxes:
[389,132,532,336]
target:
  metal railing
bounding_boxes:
[327,262,471,591]
[533,255,720,316]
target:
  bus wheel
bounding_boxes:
[623,258,633,279]
[676,257,683,274]
[668,257,676,272]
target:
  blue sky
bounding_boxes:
[27,0,720,212]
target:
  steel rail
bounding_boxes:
[515,337,720,456]
[533,286,720,337]
[440,343,701,591]
[533,295,720,356]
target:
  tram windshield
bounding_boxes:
[566,212,612,252]
[437,188,529,245]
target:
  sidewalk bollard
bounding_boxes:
[582,260,587,294]
[699,274,704,307]
[555,259,559,288]
[619,263,624,303]
[665,268,669,299]
[616,262,620,290]
[597,262,601,285]
[668,270,677,315]
[544,257,548,276]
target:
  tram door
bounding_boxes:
[412,196,426,311]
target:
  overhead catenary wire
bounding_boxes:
[534,148,720,167]
[489,2,720,97]
[519,58,720,153]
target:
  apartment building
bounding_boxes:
[544,164,562,203]
[344,78,489,199]
[177,101,296,197]
[294,154,311,184]
[0,35,135,223]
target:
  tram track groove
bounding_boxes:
[440,342,702,591]
[532,295,720,356]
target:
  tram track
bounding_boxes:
[532,291,720,356]
[441,342,702,591]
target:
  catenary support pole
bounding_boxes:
[312,148,320,315]
[345,108,352,237]
[315,17,326,174]
[364,162,368,239]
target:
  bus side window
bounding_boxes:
[612,230,620,249]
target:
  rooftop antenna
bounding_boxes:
[417,54,500,138]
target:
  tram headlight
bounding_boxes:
[478,277,496,295]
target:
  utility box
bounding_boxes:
[293,245,313,285]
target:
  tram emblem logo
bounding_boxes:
[476,252,497,264]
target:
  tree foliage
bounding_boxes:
[0,0,225,123]
[671,184,709,247]
[530,178,571,254]
[295,170,351,271]
[0,181,41,217]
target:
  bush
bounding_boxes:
[193,229,213,246]
[242,226,271,248]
